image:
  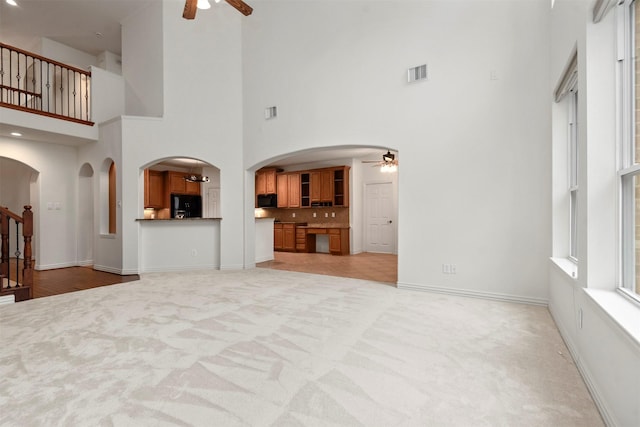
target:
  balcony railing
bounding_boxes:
[0,42,93,125]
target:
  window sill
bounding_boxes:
[584,288,640,349]
[550,257,578,280]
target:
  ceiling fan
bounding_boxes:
[362,150,399,172]
[183,0,253,20]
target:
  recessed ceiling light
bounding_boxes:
[6,0,18,6]
[10,132,22,137]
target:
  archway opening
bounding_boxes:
[140,157,221,219]
[250,146,399,285]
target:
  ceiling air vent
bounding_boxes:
[265,106,277,120]
[408,64,428,83]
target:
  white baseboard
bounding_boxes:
[35,261,76,271]
[92,265,140,276]
[0,294,15,305]
[220,264,244,270]
[254,256,273,264]
[140,264,219,274]
[397,281,549,306]
[548,304,617,427]
[77,259,93,267]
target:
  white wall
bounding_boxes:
[90,66,126,124]
[41,38,97,71]
[549,2,640,426]
[0,138,79,270]
[121,1,164,117]
[139,220,220,272]
[243,0,551,304]
[114,0,245,272]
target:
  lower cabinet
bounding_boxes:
[283,223,296,251]
[328,228,350,255]
[274,223,296,252]
[275,224,349,255]
[274,223,284,250]
[296,228,309,252]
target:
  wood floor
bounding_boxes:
[257,252,398,286]
[31,266,140,298]
[3,261,139,299]
[4,252,396,300]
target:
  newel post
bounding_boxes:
[22,206,33,292]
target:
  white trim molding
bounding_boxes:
[397,281,548,306]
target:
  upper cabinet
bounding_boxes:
[256,168,277,195]
[167,171,201,196]
[332,166,349,207]
[265,166,349,209]
[276,172,301,208]
[144,169,165,208]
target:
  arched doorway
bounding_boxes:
[250,146,399,285]
[0,156,39,262]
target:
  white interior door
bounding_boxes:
[206,188,220,218]
[364,182,395,254]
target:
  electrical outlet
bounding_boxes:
[325,213,328,218]
[292,213,296,218]
[191,249,198,257]
[442,264,457,274]
[313,212,316,218]
[331,212,335,217]
[578,308,583,329]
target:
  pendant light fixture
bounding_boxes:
[184,159,210,183]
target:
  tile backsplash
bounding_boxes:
[255,207,349,224]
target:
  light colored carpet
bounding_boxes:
[0,269,602,426]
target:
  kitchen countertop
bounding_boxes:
[297,223,350,229]
[136,218,222,221]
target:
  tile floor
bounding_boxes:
[257,251,398,285]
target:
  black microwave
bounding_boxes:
[257,194,277,208]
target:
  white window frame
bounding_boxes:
[618,0,640,300]
[568,88,579,262]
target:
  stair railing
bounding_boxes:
[0,205,33,302]
[0,42,93,125]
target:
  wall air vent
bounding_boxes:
[265,106,277,120]
[408,64,428,83]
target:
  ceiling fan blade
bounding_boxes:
[225,0,253,16]
[183,0,197,19]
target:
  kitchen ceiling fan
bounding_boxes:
[362,150,399,172]
[183,0,253,20]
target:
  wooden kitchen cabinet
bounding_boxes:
[144,169,166,208]
[288,173,300,208]
[255,168,277,195]
[329,228,350,255]
[332,167,349,207]
[277,174,288,208]
[283,223,296,251]
[167,171,201,196]
[276,173,301,208]
[274,223,284,250]
[311,169,333,204]
[296,227,310,252]
[274,223,296,252]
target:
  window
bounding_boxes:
[620,0,640,297]
[568,89,579,261]
[553,50,578,267]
